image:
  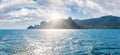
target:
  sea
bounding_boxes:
[0,29,120,55]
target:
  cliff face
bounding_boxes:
[27,17,79,29]
[27,15,120,29]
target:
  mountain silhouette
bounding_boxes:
[27,17,79,29]
[27,15,120,29]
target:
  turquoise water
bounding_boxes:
[0,29,120,55]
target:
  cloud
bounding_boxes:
[0,0,37,13]
[0,0,69,24]
[35,0,105,17]
[0,17,32,23]
[0,0,120,28]
[65,0,105,17]
[8,8,39,17]
[94,0,120,16]
[0,8,38,23]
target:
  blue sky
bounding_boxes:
[0,0,120,29]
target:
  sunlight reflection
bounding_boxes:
[24,29,75,55]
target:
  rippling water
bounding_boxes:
[0,29,120,55]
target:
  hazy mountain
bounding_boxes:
[74,15,120,29]
[27,15,120,29]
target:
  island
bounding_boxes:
[27,15,120,29]
[27,17,79,29]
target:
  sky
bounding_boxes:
[0,0,120,29]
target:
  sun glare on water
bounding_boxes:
[22,29,75,55]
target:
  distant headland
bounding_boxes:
[27,15,120,29]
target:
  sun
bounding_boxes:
[48,10,66,21]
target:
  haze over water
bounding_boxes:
[0,29,120,55]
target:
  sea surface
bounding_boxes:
[0,29,120,55]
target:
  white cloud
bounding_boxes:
[0,17,33,23]
[94,0,120,16]
[0,8,39,23]
[9,8,39,17]
[0,0,37,13]
[38,0,105,17]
